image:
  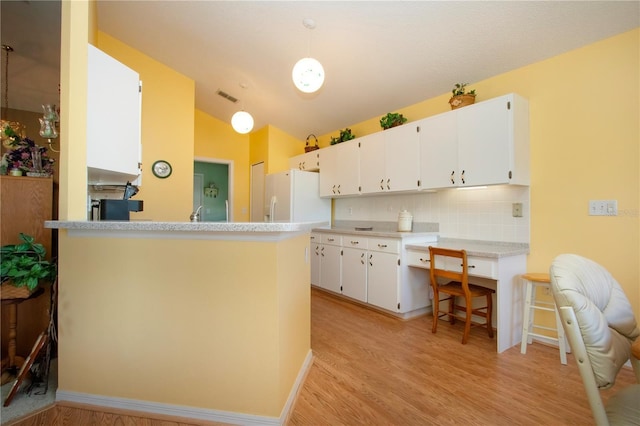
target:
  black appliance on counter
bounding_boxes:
[95,181,144,221]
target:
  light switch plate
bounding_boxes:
[512,202,523,217]
[589,200,618,216]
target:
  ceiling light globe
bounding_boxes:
[231,111,254,134]
[292,57,325,93]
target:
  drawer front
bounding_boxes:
[368,238,399,254]
[445,256,497,279]
[310,233,321,243]
[343,235,368,250]
[321,234,342,246]
[406,250,431,269]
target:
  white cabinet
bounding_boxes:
[87,44,142,185]
[457,93,529,187]
[360,125,420,194]
[318,234,342,294]
[419,93,529,189]
[319,139,360,197]
[310,233,321,286]
[366,238,401,312]
[289,151,320,171]
[341,236,368,302]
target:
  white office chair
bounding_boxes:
[549,254,640,426]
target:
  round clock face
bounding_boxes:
[152,160,172,178]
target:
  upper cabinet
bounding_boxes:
[420,93,530,189]
[289,150,320,171]
[319,139,360,197]
[87,44,142,185]
[360,124,420,194]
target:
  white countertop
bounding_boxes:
[406,238,529,258]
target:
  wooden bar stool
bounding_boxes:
[520,272,568,364]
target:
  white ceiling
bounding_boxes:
[2,1,638,140]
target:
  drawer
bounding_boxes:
[310,233,321,243]
[321,234,342,246]
[406,249,431,269]
[343,235,368,249]
[368,238,399,254]
[445,256,497,279]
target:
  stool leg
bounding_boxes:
[554,304,568,365]
[520,280,533,354]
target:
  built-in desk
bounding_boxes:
[405,239,529,353]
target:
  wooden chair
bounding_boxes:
[429,246,495,344]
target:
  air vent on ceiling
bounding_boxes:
[216,90,238,103]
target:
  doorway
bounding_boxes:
[250,162,265,222]
[194,157,233,222]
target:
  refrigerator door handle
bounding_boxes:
[269,195,277,223]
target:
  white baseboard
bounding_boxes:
[57,349,314,426]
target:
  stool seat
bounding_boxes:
[520,272,568,364]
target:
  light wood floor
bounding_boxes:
[8,288,637,425]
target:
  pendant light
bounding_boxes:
[1,45,27,148]
[292,18,325,94]
[231,83,254,134]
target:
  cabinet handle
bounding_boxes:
[332,185,336,194]
[369,254,373,267]
[419,258,430,264]
[380,179,384,190]
[350,241,359,245]
[321,247,325,257]
[337,184,341,194]
[460,263,476,269]
[378,244,387,248]
[328,238,335,242]
[450,170,455,185]
[461,170,465,184]
[386,179,391,190]
[360,253,365,264]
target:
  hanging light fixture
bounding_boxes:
[1,45,27,148]
[292,18,325,94]
[39,103,60,152]
[231,83,254,134]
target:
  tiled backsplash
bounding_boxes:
[334,185,530,243]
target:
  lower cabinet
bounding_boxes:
[312,231,433,316]
[310,233,321,286]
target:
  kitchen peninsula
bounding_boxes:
[45,220,324,425]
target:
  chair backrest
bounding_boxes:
[550,254,640,424]
[429,247,469,295]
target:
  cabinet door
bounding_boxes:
[319,139,360,197]
[289,151,320,171]
[367,251,400,312]
[419,112,458,189]
[457,95,511,187]
[342,247,367,302]
[310,240,321,286]
[359,133,386,194]
[384,123,420,192]
[87,44,141,184]
[319,244,342,293]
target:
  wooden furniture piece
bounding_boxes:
[550,254,640,426]
[0,176,53,370]
[520,272,568,364]
[428,246,495,344]
[633,338,640,360]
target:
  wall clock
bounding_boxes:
[152,160,172,179]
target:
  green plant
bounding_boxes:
[330,128,355,145]
[1,233,56,291]
[379,112,407,130]
[451,83,476,97]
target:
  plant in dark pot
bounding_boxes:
[449,83,477,110]
[379,112,407,130]
[330,128,356,145]
[1,233,57,299]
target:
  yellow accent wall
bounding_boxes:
[96,32,195,222]
[320,29,640,314]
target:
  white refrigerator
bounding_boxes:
[264,169,331,222]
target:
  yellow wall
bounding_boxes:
[320,29,640,314]
[194,109,251,222]
[57,233,310,417]
[96,32,195,222]
[267,126,304,173]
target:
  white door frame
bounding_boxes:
[194,157,234,222]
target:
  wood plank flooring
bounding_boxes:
[7,288,637,425]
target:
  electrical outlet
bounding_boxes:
[512,203,523,217]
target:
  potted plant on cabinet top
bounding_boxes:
[449,83,476,110]
[330,128,355,145]
[380,112,407,130]
[1,233,57,300]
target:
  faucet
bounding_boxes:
[190,205,203,222]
